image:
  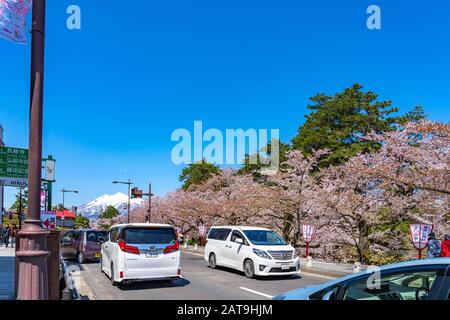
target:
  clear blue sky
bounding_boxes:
[1,0,449,208]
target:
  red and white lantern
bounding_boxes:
[302,224,316,257]
[409,224,433,258]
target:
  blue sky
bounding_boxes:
[1,0,449,208]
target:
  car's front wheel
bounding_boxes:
[209,253,217,269]
[244,259,255,279]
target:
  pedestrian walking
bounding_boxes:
[427,232,441,259]
[2,225,11,248]
[11,224,18,248]
[440,234,450,258]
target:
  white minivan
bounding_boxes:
[204,226,300,278]
[101,223,181,285]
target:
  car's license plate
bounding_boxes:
[95,253,101,259]
[281,264,290,270]
[146,250,158,258]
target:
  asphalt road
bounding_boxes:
[73,251,332,300]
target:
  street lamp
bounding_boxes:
[60,188,79,230]
[113,180,133,223]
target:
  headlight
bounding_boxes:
[253,249,272,259]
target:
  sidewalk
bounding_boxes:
[181,245,363,279]
[0,246,16,300]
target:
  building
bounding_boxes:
[56,210,77,229]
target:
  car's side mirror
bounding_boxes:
[234,238,244,244]
[322,290,335,301]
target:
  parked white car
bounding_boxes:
[204,226,300,278]
[101,223,181,285]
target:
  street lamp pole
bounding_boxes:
[113,180,133,223]
[16,0,49,300]
[60,188,79,230]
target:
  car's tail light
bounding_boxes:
[164,240,180,254]
[118,240,140,255]
[120,271,124,279]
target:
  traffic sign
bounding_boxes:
[0,146,28,187]
[41,211,56,230]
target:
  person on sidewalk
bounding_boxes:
[440,234,450,258]
[2,225,10,248]
[427,232,441,259]
[10,224,18,248]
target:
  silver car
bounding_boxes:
[274,258,450,300]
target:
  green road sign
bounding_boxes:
[0,146,28,187]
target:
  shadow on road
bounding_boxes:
[209,265,301,281]
[118,278,190,291]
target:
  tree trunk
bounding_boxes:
[357,219,369,264]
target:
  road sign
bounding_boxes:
[41,211,56,230]
[0,146,28,187]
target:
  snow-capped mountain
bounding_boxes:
[78,192,144,220]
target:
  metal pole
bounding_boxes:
[305,242,309,258]
[62,190,65,230]
[148,183,152,223]
[18,188,23,230]
[127,180,131,223]
[16,0,50,300]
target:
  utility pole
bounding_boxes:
[16,0,50,300]
[142,183,154,223]
[148,183,152,223]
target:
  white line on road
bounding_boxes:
[239,287,273,299]
[182,250,205,258]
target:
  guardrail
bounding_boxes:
[60,256,81,300]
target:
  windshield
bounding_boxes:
[243,230,287,246]
[123,227,176,244]
[86,231,107,243]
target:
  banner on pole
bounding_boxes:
[0,0,32,44]
[198,225,208,237]
[302,224,316,243]
[410,224,433,250]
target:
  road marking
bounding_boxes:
[239,287,273,299]
[300,271,338,280]
[182,250,205,258]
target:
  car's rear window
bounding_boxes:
[123,227,176,244]
[86,231,107,243]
